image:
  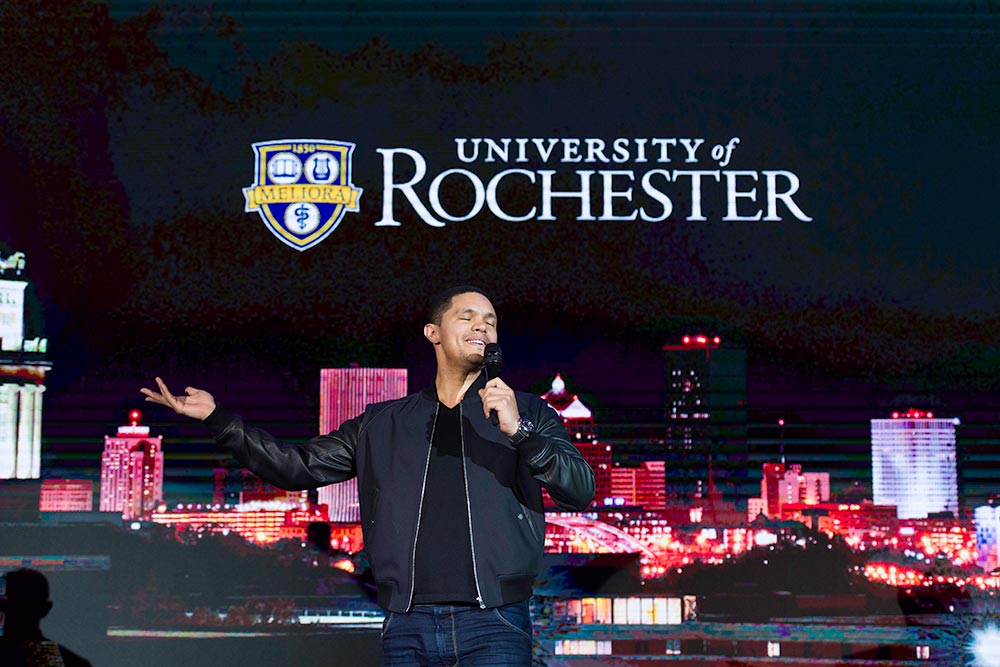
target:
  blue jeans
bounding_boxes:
[381,600,533,666]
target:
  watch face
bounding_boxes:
[519,418,535,433]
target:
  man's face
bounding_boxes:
[425,291,498,369]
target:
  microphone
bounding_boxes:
[484,343,503,427]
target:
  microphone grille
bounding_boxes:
[484,343,503,374]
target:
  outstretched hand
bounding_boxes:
[140,377,217,421]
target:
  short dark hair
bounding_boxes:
[427,286,492,325]
[4,568,51,618]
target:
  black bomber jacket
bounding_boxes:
[203,372,596,612]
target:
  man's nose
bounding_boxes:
[472,319,487,331]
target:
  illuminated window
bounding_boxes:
[641,597,654,624]
[665,639,681,655]
[580,597,597,624]
[666,597,682,624]
[554,640,611,655]
[767,642,780,657]
[916,645,930,659]
[613,597,627,623]
[627,597,641,624]
[594,597,612,624]
[652,598,667,624]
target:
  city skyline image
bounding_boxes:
[2,1,999,666]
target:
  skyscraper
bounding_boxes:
[871,409,958,520]
[975,503,1000,571]
[317,367,407,522]
[661,335,747,506]
[757,462,830,518]
[0,250,50,480]
[972,506,1000,572]
[99,410,163,520]
[541,373,610,508]
[609,461,666,510]
[761,462,786,517]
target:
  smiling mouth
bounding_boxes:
[466,339,487,347]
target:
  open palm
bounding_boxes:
[140,377,217,421]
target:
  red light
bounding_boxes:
[899,407,936,419]
[129,410,142,425]
[891,412,900,419]
[777,419,785,426]
[682,334,722,347]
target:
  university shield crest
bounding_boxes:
[243,139,364,251]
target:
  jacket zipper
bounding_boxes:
[459,403,487,609]
[406,403,439,612]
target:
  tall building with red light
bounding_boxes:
[317,368,407,521]
[761,462,785,517]
[0,250,50,480]
[99,410,163,520]
[541,374,610,509]
[871,409,958,520]
[662,335,747,505]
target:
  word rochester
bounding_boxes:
[375,137,813,227]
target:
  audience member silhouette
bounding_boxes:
[0,568,92,667]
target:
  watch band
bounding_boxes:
[509,417,534,445]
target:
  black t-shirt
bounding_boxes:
[411,402,479,604]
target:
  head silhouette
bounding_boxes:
[2,568,53,636]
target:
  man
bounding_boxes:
[142,286,595,666]
[0,568,93,667]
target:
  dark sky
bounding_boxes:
[2,0,998,414]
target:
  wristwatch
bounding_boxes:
[509,416,535,445]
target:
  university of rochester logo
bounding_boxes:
[243,139,364,251]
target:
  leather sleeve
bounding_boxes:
[204,405,360,490]
[517,399,596,511]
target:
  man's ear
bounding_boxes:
[424,323,439,345]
